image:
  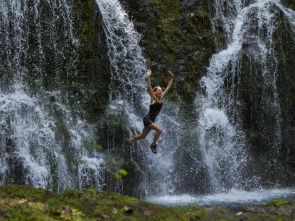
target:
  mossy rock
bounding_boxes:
[100,148,144,196]
[2,185,295,220]
[264,199,289,207]
[23,0,110,122]
[119,0,218,105]
[0,185,188,220]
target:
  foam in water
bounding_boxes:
[148,188,295,211]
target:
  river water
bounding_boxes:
[148,188,295,211]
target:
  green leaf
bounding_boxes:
[113,173,120,180]
[118,169,128,176]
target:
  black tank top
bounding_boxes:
[148,101,163,121]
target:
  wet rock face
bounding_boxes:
[281,0,295,10]
[119,0,217,103]
[181,0,198,9]
[237,1,295,183]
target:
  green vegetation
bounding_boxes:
[70,0,111,122]
[84,136,103,152]
[120,0,219,106]
[264,199,289,207]
[1,185,295,220]
[0,185,189,220]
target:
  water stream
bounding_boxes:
[198,0,295,191]
[0,0,104,191]
[148,188,295,212]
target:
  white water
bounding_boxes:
[197,0,250,192]
[95,0,295,198]
[195,0,295,193]
[1,0,295,205]
[95,0,183,196]
[148,188,295,211]
[0,0,104,191]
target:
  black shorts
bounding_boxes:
[143,114,155,127]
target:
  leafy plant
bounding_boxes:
[84,135,102,152]
[113,169,128,180]
[198,10,209,19]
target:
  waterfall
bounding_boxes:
[0,0,104,191]
[1,0,295,199]
[96,0,186,196]
[96,0,295,197]
[197,0,295,192]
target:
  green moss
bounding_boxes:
[0,185,190,220]
[248,214,280,221]
[264,199,289,207]
[183,83,194,103]
[2,185,295,221]
[68,0,110,122]
[121,0,217,107]
[176,202,200,217]
[0,185,58,203]
[62,189,83,199]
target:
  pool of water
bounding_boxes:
[147,188,295,212]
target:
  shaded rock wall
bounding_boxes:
[282,0,295,10]
[120,0,218,104]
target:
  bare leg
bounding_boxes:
[147,123,162,146]
[129,126,151,143]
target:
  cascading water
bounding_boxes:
[96,0,295,200]
[196,0,295,193]
[148,0,295,208]
[95,0,185,196]
[149,0,295,210]
[0,0,104,191]
[198,0,257,192]
[1,0,295,208]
